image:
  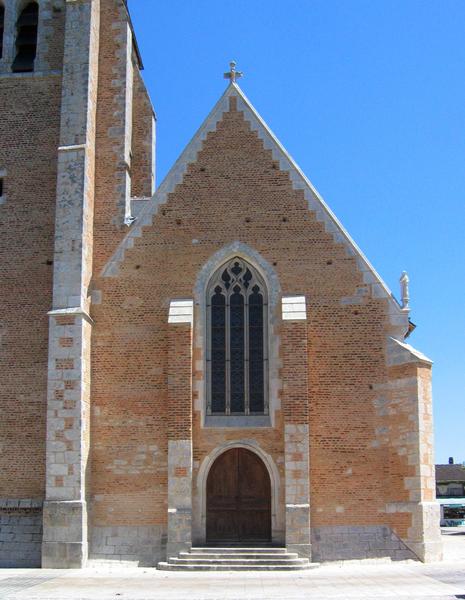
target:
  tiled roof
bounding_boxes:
[436,464,465,482]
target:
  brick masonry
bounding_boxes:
[92,88,441,565]
[0,0,442,569]
[0,0,65,508]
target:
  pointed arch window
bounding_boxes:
[12,2,38,73]
[207,257,268,416]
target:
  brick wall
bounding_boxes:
[0,1,65,568]
[91,96,404,554]
[0,74,62,499]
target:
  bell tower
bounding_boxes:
[0,0,155,568]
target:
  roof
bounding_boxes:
[436,464,465,482]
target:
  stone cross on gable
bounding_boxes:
[224,61,243,83]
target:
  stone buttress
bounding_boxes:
[42,0,100,568]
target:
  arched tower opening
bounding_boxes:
[12,2,39,73]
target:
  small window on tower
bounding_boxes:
[0,176,4,204]
[0,4,5,59]
[12,2,39,73]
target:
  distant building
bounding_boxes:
[436,460,465,526]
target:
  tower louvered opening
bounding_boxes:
[12,2,39,73]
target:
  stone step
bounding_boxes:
[157,561,315,572]
[179,551,299,560]
[170,557,308,566]
[158,546,318,571]
[187,547,288,554]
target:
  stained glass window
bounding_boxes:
[248,285,264,413]
[210,287,226,413]
[207,258,268,415]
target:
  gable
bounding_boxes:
[102,82,409,337]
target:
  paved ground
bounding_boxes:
[0,529,464,600]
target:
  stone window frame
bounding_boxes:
[194,242,282,429]
[11,0,39,73]
[0,0,50,76]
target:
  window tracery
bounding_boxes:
[207,257,268,416]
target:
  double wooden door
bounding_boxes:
[206,448,271,544]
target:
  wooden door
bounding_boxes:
[206,448,271,544]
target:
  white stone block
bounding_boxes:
[49,463,68,476]
[282,295,307,320]
[168,299,194,324]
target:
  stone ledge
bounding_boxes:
[204,415,272,428]
[0,70,62,79]
[387,337,432,367]
[0,498,43,510]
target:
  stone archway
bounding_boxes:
[193,441,284,546]
[206,447,271,544]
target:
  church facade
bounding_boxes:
[0,0,442,569]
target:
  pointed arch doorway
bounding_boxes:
[206,448,271,544]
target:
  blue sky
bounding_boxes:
[128,0,464,464]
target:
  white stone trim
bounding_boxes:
[102,81,408,336]
[58,144,87,152]
[168,299,193,324]
[282,295,307,321]
[387,336,432,367]
[204,414,271,428]
[48,306,93,325]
